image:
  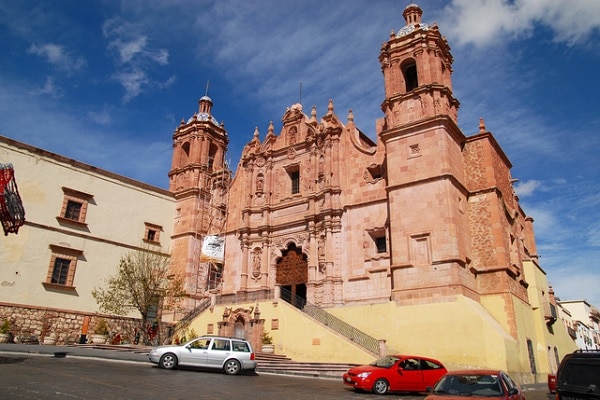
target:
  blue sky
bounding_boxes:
[0,1,599,308]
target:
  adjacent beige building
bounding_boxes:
[0,135,174,341]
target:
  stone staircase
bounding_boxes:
[255,352,359,379]
[71,344,358,378]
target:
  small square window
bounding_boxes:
[65,200,82,221]
[147,229,156,242]
[366,228,388,259]
[57,187,93,226]
[291,171,300,194]
[51,258,71,285]
[144,222,162,244]
[285,165,301,195]
[44,244,82,291]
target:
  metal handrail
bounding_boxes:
[173,288,380,356]
[174,297,212,332]
[280,287,380,355]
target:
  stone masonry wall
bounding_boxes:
[0,302,144,345]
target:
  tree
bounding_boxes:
[92,248,185,345]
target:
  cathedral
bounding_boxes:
[165,4,573,382]
[0,4,576,383]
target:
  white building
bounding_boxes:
[558,299,600,350]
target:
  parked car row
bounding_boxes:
[148,337,597,399]
[343,354,525,398]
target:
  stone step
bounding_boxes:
[255,352,358,379]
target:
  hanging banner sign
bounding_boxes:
[200,235,224,262]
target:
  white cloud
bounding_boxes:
[586,226,600,247]
[150,49,169,66]
[29,76,62,98]
[440,0,600,47]
[27,43,86,74]
[113,69,148,103]
[102,17,170,102]
[550,265,600,306]
[111,36,148,64]
[514,180,541,197]
[88,109,112,126]
[0,75,171,188]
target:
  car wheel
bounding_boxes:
[223,359,241,375]
[159,353,178,370]
[372,378,389,395]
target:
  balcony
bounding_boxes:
[544,302,558,325]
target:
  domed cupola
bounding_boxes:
[189,95,220,125]
[397,4,430,37]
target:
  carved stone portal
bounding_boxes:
[217,305,264,352]
[276,243,308,308]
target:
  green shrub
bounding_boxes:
[262,331,273,344]
[0,320,9,334]
[93,319,110,335]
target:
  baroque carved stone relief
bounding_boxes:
[251,248,262,280]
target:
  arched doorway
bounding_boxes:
[276,243,307,309]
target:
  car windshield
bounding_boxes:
[369,356,400,368]
[433,374,503,397]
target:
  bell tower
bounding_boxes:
[379,4,459,128]
[168,94,229,314]
[379,4,473,304]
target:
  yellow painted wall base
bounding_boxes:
[183,294,575,384]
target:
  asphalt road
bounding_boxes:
[0,352,409,400]
[0,345,553,400]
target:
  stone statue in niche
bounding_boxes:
[288,127,297,145]
[273,170,280,199]
[318,235,325,261]
[252,248,262,279]
[318,173,325,190]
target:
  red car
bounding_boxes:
[343,354,447,395]
[425,369,525,400]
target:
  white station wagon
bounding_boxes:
[148,335,257,375]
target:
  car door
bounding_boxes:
[206,338,232,367]
[501,372,524,400]
[390,357,424,391]
[179,337,211,367]
[421,358,447,388]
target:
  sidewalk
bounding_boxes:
[0,342,151,363]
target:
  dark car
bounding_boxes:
[343,354,447,395]
[555,349,600,400]
[425,369,525,400]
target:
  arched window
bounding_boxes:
[403,61,418,92]
[208,143,218,170]
[181,142,190,165]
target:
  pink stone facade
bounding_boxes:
[168,4,537,339]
